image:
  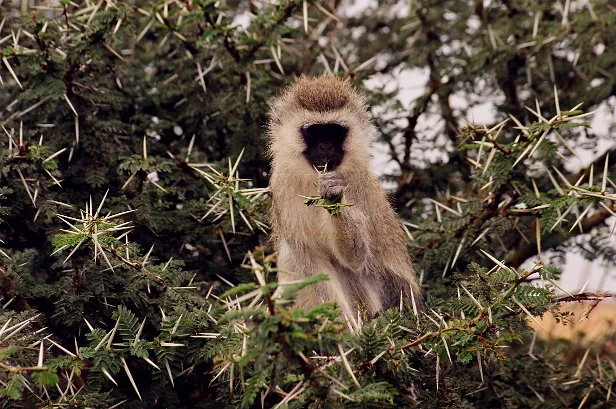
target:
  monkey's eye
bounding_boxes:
[300,123,348,142]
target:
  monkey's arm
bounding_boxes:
[319,172,370,271]
[330,210,370,271]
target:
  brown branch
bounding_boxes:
[101,246,167,287]
[505,148,616,268]
[505,206,612,268]
[556,292,612,303]
[400,327,464,350]
[0,362,49,373]
[392,89,434,203]
[392,10,467,204]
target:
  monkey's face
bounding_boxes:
[300,123,348,171]
[268,75,374,176]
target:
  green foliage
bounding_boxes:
[0,346,20,360]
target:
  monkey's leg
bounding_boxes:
[277,239,355,317]
[328,210,370,271]
[342,269,384,314]
[374,269,425,313]
[277,240,333,307]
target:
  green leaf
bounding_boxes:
[282,274,330,299]
[220,282,257,299]
[241,371,268,409]
[1,374,25,400]
[31,370,59,387]
[348,381,397,404]
[457,350,474,364]
[0,346,20,360]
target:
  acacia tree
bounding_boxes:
[0,0,615,408]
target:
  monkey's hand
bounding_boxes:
[318,172,369,271]
[318,172,347,203]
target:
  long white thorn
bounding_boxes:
[602,153,610,192]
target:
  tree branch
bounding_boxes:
[504,148,616,268]
[505,206,612,268]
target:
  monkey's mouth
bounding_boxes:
[300,123,348,171]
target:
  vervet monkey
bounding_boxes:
[267,75,422,321]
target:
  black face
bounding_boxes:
[300,123,348,171]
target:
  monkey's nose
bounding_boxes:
[318,143,335,153]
